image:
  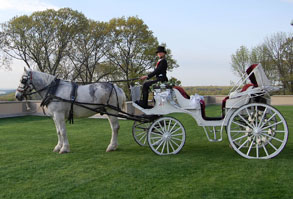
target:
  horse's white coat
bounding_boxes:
[15,69,126,154]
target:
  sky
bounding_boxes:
[0,0,292,89]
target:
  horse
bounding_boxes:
[15,68,126,154]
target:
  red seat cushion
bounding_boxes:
[173,86,190,99]
[246,64,258,87]
[241,83,254,92]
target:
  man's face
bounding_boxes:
[157,52,165,58]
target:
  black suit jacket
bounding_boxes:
[147,58,168,82]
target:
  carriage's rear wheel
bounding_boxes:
[148,117,186,155]
[227,103,288,159]
[132,121,152,146]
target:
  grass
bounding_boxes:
[0,105,292,199]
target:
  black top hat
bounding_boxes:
[156,46,167,54]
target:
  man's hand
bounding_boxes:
[140,75,148,80]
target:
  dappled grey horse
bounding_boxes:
[15,68,126,153]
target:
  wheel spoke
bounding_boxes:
[258,107,267,128]
[256,142,259,158]
[168,140,175,152]
[261,133,283,143]
[171,127,182,135]
[171,137,183,142]
[268,141,278,151]
[163,120,167,132]
[167,119,172,131]
[161,140,167,154]
[136,131,146,137]
[166,140,170,154]
[169,122,178,133]
[246,137,255,155]
[238,139,250,150]
[255,106,258,127]
[158,122,165,133]
[237,114,254,129]
[260,113,277,129]
[171,133,184,137]
[138,133,147,142]
[232,121,249,129]
[230,130,248,133]
[155,138,165,150]
[262,144,269,156]
[261,121,283,131]
[170,139,180,147]
[154,126,164,135]
[232,134,248,142]
[150,135,162,140]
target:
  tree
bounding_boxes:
[0,8,88,77]
[263,32,293,93]
[67,20,109,83]
[231,45,250,78]
[104,16,178,99]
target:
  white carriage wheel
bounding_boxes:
[227,103,288,159]
[132,121,152,146]
[148,117,186,155]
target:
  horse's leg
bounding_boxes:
[53,112,70,154]
[53,115,63,152]
[106,114,120,152]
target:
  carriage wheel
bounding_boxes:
[148,117,186,155]
[132,121,152,146]
[227,103,288,159]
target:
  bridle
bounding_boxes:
[17,71,56,99]
[17,71,34,99]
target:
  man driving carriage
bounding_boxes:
[136,46,169,108]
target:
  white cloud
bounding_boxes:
[0,0,58,12]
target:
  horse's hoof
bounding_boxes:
[59,147,70,154]
[106,145,117,152]
[53,146,62,152]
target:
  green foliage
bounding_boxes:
[169,76,182,86]
[0,106,292,198]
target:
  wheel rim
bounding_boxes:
[148,117,186,155]
[132,121,151,146]
[227,103,288,159]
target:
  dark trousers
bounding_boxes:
[142,79,166,106]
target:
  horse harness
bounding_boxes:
[19,72,158,123]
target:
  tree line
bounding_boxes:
[231,32,293,94]
[0,8,178,99]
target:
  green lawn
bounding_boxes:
[0,105,292,199]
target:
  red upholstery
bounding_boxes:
[246,64,258,87]
[241,83,254,92]
[173,86,190,99]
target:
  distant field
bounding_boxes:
[183,86,233,96]
[0,92,15,101]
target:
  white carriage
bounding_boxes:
[131,64,289,159]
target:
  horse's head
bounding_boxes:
[15,68,34,101]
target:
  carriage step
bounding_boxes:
[203,126,223,142]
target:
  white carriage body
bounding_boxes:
[131,64,288,158]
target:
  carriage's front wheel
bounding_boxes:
[227,103,288,159]
[132,121,152,146]
[148,117,186,155]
